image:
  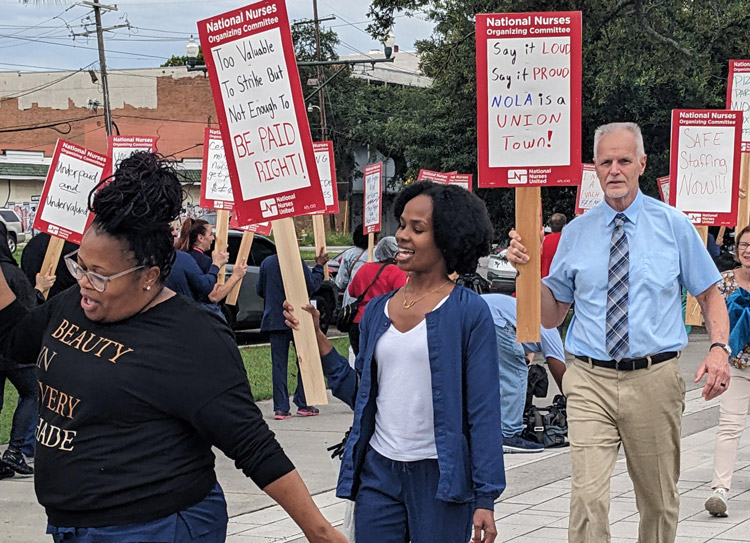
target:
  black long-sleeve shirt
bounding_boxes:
[0,288,294,527]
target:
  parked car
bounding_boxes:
[486,249,517,294]
[0,208,27,253]
[220,230,338,332]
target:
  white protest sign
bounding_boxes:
[574,164,603,213]
[363,162,383,234]
[670,110,742,226]
[201,127,235,210]
[34,140,107,244]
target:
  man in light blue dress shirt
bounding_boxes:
[508,122,730,543]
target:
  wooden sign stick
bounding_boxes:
[312,214,329,279]
[39,236,66,299]
[225,231,254,306]
[717,226,726,248]
[272,217,328,405]
[739,153,750,233]
[367,233,374,262]
[685,225,709,326]
[515,187,542,342]
[215,209,230,284]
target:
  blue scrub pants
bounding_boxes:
[354,446,473,543]
[269,329,307,412]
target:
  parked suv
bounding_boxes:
[0,208,27,253]
[221,230,338,332]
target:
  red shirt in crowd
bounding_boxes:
[348,262,407,322]
[541,231,562,278]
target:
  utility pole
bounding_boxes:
[93,0,113,136]
[73,2,123,136]
[312,0,327,141]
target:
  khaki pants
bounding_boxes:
[563,357,685,543]
[711,366,750,491]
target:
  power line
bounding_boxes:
[0,63,96,103]
[0,32,169,60]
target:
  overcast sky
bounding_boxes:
[0,0,435,72]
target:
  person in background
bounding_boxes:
[541,213,567,278]
[346,236,406,355]
[284,181,503,543]
[166,221,245,308]
[705,225,750,517]
[334,224,370,307]
[0,222,55,478]
[0,152,347,543]
[175,218,246,320]
[18,232,77,463]
[480,293,566,453]
[257,250,328,420]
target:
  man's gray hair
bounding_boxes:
[593,122,645,158]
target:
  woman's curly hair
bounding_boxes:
[393,181,493,275]
[88,152,184,281]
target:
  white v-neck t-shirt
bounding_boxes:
[369,296,448,461]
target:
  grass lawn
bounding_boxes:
[1,335,351,445]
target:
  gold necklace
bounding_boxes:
[402,279,451,309]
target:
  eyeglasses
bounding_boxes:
[64,249,144,293]
[738,242,750,252]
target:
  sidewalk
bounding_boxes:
[2,332,749,542]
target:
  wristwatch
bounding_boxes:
[710,342,732,357]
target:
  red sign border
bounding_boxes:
[313,140,339,214]
[476,11,583,188]
[668,109,743,226]
[104,135,158,180]
[200,127,234,212]
[574,163,600,215]
[727,59,750,152]
[197,0,326,226]
[657,175,670,204]
[363,162,384,235]
[33,139,108,245]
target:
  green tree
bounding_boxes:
[364,0,750,238]
[161,50,204,68]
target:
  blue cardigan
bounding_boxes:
[321,286,505,510]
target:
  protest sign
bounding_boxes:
[657,175,671,204]
[313,141,339,214]
[669,110,742,226]
[33,140,107,298]
[574,164,603,214]
[106,136,158,178]
[197,0,325,225]
[727,60,750,231]
[728,60,750,150]
[311,141,338,279]
[198,1,327,404]
[200,127,234,211]
[200,127,234,282]
[363,162,383,262]
[476,11,582,342]
[417,169,450,183]
[449,173,473,191]
[34,139,107,245]
[476,12,582,187]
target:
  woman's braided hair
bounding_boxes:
[88,152,184,281]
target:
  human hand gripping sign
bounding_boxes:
[506,228,544,267]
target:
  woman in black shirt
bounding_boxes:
[0,152,346,543]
